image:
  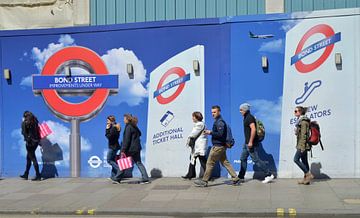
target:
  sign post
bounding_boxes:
[33,46,118,177]
[70,118,81,177]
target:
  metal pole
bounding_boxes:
[70,118,81,177]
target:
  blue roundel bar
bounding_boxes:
[33,75,119,90]
[153,74,190,98]
[291,32,341,65]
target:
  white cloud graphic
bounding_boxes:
[258,39,284,53]
[31,34,76,72]
[22,35,148,107]
[280,12,311,32]
[248,96,282,134]
[20,34,76,87]
[11,120,92,167]
[20,76,32,87]
[101,48,148,106]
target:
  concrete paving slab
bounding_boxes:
[1,178,360,216]
[175,192,208,200]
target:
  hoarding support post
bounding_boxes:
[70,118,81,177]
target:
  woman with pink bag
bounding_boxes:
[121,114,150,184]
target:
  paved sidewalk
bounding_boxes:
[1,177,360,217]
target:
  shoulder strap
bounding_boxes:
[319,139,324,151]
[193,124,205,140]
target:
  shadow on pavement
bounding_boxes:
[253,142,278,180]
[311,162,331,181]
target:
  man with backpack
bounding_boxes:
[194,105,240,187]
[237,103,275,184]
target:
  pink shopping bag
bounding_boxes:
[39,122,52,139]
[116,154,133,171]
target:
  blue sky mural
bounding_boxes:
[0,21,225,177]
[228,20,287,176]
[0,13,307,178]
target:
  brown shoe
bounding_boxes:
[297,175,306,184]
[303,172,312,185]
[308,172,314,179]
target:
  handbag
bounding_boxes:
[41,143,63,162]
[187,125,205,149]
[116,153,133,171]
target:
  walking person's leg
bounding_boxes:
[218,147,239,183]
[294,149,311,184]
[195,146,222,187]
[294,149,309,174]
[300,150,310,173]
[28,145,41,180]
[20,146,31,179]
[300,150,313,184]
[238,144,250,180]
[107,148,121,181]
[198,155,207,178]
[183,154,196,179]
[132,152,150,183]
[248,146,274,183]
[189,161,196,178]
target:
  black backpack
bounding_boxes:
[224,122,235,148]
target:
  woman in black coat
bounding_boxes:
[121,114,150,184]
[20,111,41,181]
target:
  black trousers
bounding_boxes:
[185,155,207,178]
[24,143,40,176]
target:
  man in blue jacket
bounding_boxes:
[194,105,240,187]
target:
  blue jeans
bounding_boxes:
[293,149,309,174]
[238,143,271,179]
[107,147,122,180]
[131,152,149,181]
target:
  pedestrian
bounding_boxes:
[20,111,41,181]
[293,106,313,185]
[194,105,239,187]
[238,103,275,184]
[182,111,208,180]
[121,114,150,184]
[105,115,122,183]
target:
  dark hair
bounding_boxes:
[23,110,31,118]
[192,111,203,121]
[124,114,133,123]
[124,114,139,126]
[132,116,138,126]
[107,115,116,123]
[23,111,39,126]
[295,106,308,115]
[211,105,221,111]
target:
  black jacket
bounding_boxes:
[121,123,142,155]
[211,116,227,146]
[105,124,120,149]
[21,119,40,146]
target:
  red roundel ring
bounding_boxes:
[41,46,109,117]
[295,24,335,73]
[156,67,186,105]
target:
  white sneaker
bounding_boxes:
[262,174,275,184]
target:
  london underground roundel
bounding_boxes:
[291,24,341,73]
[41,46,110,119]
[153,67,190,105]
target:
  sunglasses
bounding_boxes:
[294,110,299,113]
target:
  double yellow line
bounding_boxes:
[277,208,297,217]
[75,208,96,215]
